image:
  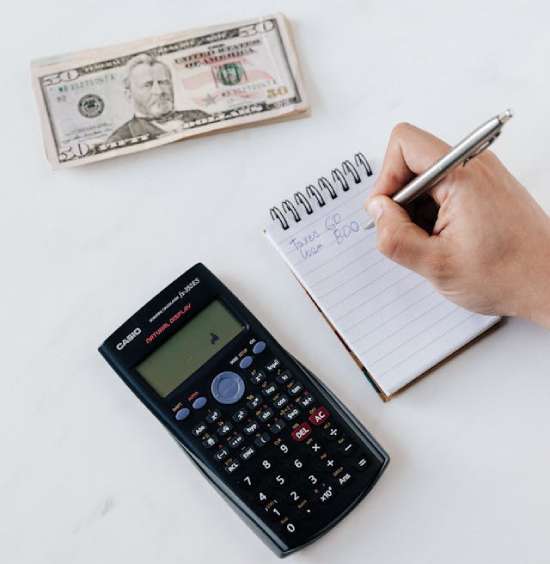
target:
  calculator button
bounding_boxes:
[265,358,281,373]
[258,407,275,423]
[304,472,321,487]
[205,409,221,423]
[270,473,288,488]
[290,422,312,442]
[308,406,330,426]
[326,425,342,440]
[273,438,291,457]
[259,458,274,471]
[192,396,207,410]
[306,438,322,454]
[340,441,355,456]
[296,393,315,409]
[282,406,301,422]
[290,457,306,471]
[232,408,248,423]
[254,432,271,448]
[250,371,267,385]
[275,371,292,384]
[239,355,253,369]
[227,434,244,449]
[322,457,337,471]
[262,383,277,397]
[217,422,233,437]
[252,341,266,354]
[355,455,369,471]
[272,393,289,410]
[224,459,240,474]
[202,435,216,449]
[243,421,260,435]
[317,484,335,504]
[241,474,256,489]
[246,394,262,409]
[268,419,286,434]
[288,382,304,397]
[211,371,245,405]
[336,471,353,487]
[214,447,229,462]
[175,407,190,421]
[239,445,256,461]
[191,422,207,437]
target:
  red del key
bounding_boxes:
[291,422,312,442]
[308,406,330,426]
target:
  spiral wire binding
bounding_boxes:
[269,152,372,230]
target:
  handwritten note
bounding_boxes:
[265,164,499,396]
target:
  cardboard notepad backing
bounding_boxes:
[264,152,499,400]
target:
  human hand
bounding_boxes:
[365,123,550,328]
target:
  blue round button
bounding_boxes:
[239,355,253,369]
[175,407,190,421]
[252,341,266,354]
[211,372,245,405]
[192,396,207,410]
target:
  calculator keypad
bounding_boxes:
[177,336,383,545]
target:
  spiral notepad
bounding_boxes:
[264,152,499,399]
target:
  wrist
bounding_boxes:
[515,228,550,328]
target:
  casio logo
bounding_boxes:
[116,328,142,350]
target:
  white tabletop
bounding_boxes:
[3,2,550,563]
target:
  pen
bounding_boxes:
[365,109,514,230]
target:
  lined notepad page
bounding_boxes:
[265,166,499,397]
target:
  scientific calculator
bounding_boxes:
[99,263,389,557]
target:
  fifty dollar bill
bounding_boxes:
[31,14,308,168]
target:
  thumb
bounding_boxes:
[366,195,439,276]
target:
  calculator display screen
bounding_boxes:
[137,300,244,397]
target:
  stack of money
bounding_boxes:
[31,14,308,168]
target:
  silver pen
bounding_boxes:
[365,109,514,230]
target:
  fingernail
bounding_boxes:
[367,197,384,223]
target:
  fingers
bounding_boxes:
[372,123,452,206]
[366,195,442,277]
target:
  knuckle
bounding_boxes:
[391,122,413,140]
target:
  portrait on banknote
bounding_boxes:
[32,15,308,167]
[106,54,210,143]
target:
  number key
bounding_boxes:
[290,457,305,471]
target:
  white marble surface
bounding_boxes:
[2,1,550,563]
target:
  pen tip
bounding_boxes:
[364,220,376,231]
[498,108,514,124]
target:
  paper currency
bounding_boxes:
[31,14,308,168]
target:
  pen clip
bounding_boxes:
[463,131,501,166]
